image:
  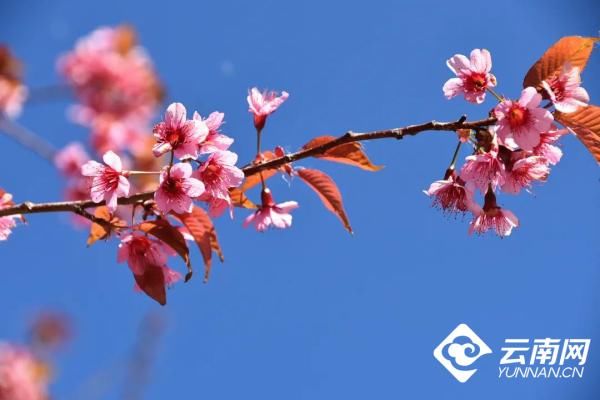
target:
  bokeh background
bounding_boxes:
[1,0,599,399]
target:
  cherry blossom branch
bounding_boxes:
[0,116,57,161]
[0,115,496,219]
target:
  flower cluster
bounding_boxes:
[427,49,589,236]
[0,46,27,119]
[0,343,49,400]
[58,26,162,154]
[0,189,21,241]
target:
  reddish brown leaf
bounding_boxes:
[302,136,382,171]
[173,206,224,282]
[133,266,167,306]
[229,187,258,209]
[137,219,192,281]
[555,105,600,164]
[86,206,126,246]
[523,36,598,90]
[297,168,353,233]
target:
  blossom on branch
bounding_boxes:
[541,63,589,113]
[494,87,554,151]
[0,190,21,241]
[152,102,208,159]
[443,49,496,104]
[154,163,205,214]
[81,151,130,212]
[424,171,477,214]
[194,111,234,154]
[244,188,298,231]
[247,87,289,131]
[54,142,90,177]
[194,151,244,217]
[469,190,519,237]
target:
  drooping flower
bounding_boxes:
[194,151,244,217]
[117,233,182,304]
[443,49,497,104]
[152,103,208,159]
[0,190,20,241]
[501,155,550,194]
[541,63,589,113]
[469,190,519,237]
[532,128,566,165]
[247,87,289,131]
[0,343,49,400]
[460,150,506,193]
[154,163,205,214]
[244,188,298,232]
[494,87,554,151]
[54,142,90,177]
[81,150,130,212]
[194,111,234,154]
[0,46,27,119]
[424,171,477,214]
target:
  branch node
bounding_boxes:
[457,115,467,124]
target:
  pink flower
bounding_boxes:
[501,155,550,194]
[154,163,205,214]
[533,128,566,165]
[424,172,477,214]
[247,87,289,131]
[443,49,497,104]
[194,151,244,217]
[460,150,506,193]
[194,111,234,154]
[541,63,589,113]
[117,233,182,304]
[0,343,49,400]
[54,142,90,177]
[0,190,20,241]
[494,87,554,151]
[469,190,519,237]
[244,188,298,231]
[152,103,208,159]
[81,151,130,212]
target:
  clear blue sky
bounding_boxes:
[1,1,599,399]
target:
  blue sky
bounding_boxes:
[1,0,599,399]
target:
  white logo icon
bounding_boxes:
[433,323,492,383]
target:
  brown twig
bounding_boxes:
[0,115,496,219]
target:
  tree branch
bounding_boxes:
[0,115,496,219]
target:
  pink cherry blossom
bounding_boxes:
[541,63,589,113]
[0,343,49,400]
[468,190,519,237]
[443,49,497,104]
[193,111,234,154]
[154,163,205,214]
[494,87,554,151]
[152,103,208,159]
[460,150,506,193]
[0,190,20,241]
[533,128,566,165]
[247,87,289,131]
[54,142,90,177]
[424,172,477,214]
[194,151,244,217]
[81,150,130,212]
[501,155,550,194]
[244,188,298,232]
[117,233,182,292]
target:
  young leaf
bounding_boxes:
[86,206,126,246]
[133,266,167,306]
[523,36,598,90]
[229,188,258,209]
[173,206,224,282]
[555,105,600,164]
[302,135,382,171]
[297,168,353,233]
[137,219,192,281]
